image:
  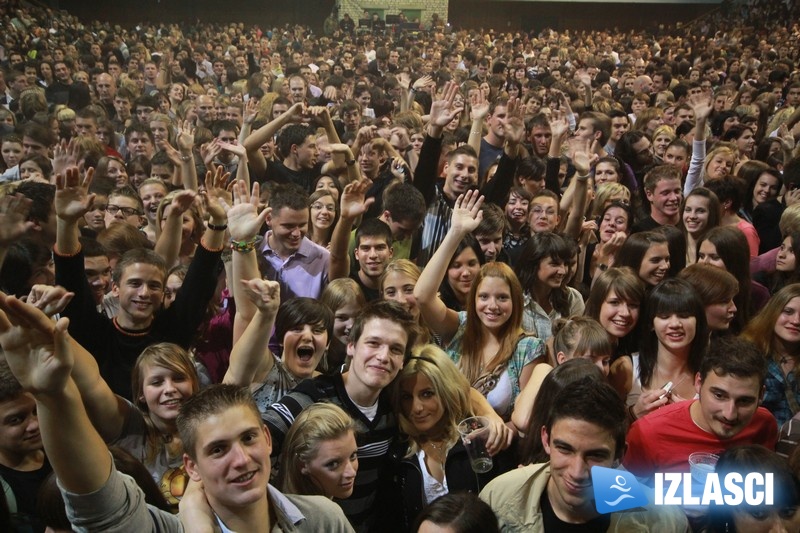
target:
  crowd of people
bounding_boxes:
[1,0,800,531]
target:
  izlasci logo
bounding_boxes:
[591,466,650,514]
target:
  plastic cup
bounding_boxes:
[458,416,493,473]
[688,452,718,484]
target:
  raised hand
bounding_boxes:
[201,139,223,166]
[450,189,484,235]
[218,141,246,158]
[688,93,713,121]
[0,292,74,395]
[412,75,433,91]
[243,99,258,125]
[429,81,463,128]
[389,156,409,180]
[571,139,599,176]
[52,138,80,177]
[549,112,570,141]
[340,179,375,220]
[227,181,268,241]
[199,168,231,223]
[470,89,489,121]
[164,189,197,220]
[55,167,95,222]
[239,278,281,315]
[504,116,526,145]
[0,194,34,246]
[176,120,196,153]
[25,285,74,317]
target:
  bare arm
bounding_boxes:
[329,176,371,281]
[413,191,483,342]
[154,189,197,268]
[54,167,95,256]
[468,89,489,157]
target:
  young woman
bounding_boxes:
[680,187,721,264]
[503,187,531,258]
[678,263,739,334]
[591,182,631,217]
[19,153,52,183]
[698,226,766,328]
[138,178,168,244]
[511,317,614,432]
[225,279,333,413]
[279,403,358,500]
[390,345,512,530]
[615,230,671,287]
[415,192,544,417]
[438,233,483,312]
[155,190,205,265]
[95,155,130,187]
[585,267,646,391]
[739,161,781,222]
[307,189,338,249]
[593,157,622,186]
[586,200,632,284]
[514,231,585,342]
[380,259,432,346]
[622,279,708,422]
[412,493,500,533]
[722,123,757,162]
[321,278,366,373]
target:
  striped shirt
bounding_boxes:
[264,374,397,531]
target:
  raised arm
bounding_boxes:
[243,102,305,155]
[0,294,111,495]
[684,93,713,195]
[562,140,597,239]
[153,189,198,268]
[468,89,489,157]
[413,190,484,342]
[174,121,199,191]
[223,278,280,386]
[329,177,372,281]
[55,167,95,255]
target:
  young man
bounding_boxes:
[624,337,777,481]
[331,211,393,302]
[631,165,683,233]
[104,185,145,229]
[479,98,509,178]
[0,360,50,532]
[0,300,353,531]
[414,81,520,266]
[53,168,225,399]
[480,378,688,532]
[260,184,329,300]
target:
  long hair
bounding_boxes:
[518,359,604,464]
[131,343,200,463]
[552,316,614,368]
[391,344,472,456]
[439,234,484,312]
[769,232,800,294]
[638,279,708,389]
[614,231,668,284]
[306,188,338,245]
[698,226,754,330]
[461,262,525,384]
[742,284,800,363]
[279,403,357,497]
[679,187,721,239]
[514,232,573,317]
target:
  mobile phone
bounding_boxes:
[658,381,674,400]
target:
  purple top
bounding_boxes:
[260,233,329,300]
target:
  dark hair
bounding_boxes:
[705,175,746,212]
[614,231,668,284]
[112,248,166,285]
[699,336,766,388]
[546,376,627,460]
[277,124,314,157]
[655,224,686,278]
[739,160,782,217]
[519,359,604,464]
[0,359,23,403]
[383,182,426,226]
[0,238,53,297]
[354,217,391,248]
[440,234,484,312]
[274,297,334,344]
[705,445,800,533]
[514,232,573,316]
[269,183,309,212]
[698,226,753,330]
[412,493,500,533]
[348,300,417,359]
[15,180,55,227]
[639,279,708,389]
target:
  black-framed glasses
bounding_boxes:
[107,204,142,217]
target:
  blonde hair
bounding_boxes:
[131,343,200,463]
[279,403,357,497]
[379,259,431,345]
[391,344,473,456]
[592,182,631,217]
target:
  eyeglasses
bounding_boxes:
[107,204,142,217]
[311,202,336,212]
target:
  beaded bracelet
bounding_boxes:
[230,238,257,253]
[207,222,228,231]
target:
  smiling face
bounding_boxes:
[537,256,567,290]
[775,296,800,346]
[598,207,629,243]
[447,248,480,303]
[475,276,513,332]
[269,207,308,257]
[333,302,360,346]
[400,372,446,439]
[184,405,271,513]
[382,271,419,319]
[282,322,329,379]
[753,173,780,207]
[505,192,529,227]
[645,178,682,222]
[112,262,165,329]
[529,196,560,234]
[303,432,358,500]
[140,364,194,424]
[443,154,479,198]
[639,243,670,286]
[0,393,41,458]
[682,195,711,236]
[598,289,639,339]
[542,418,616,521]
[309,194,335,232]
[347,318,408,393]
[706,153,734,180]
[653,312,696,353]
[692,370,761,440]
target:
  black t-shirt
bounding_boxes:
[265,160,322,194]
[540,487,611,533]
[351,272,381,302]
[0,457,52,533]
